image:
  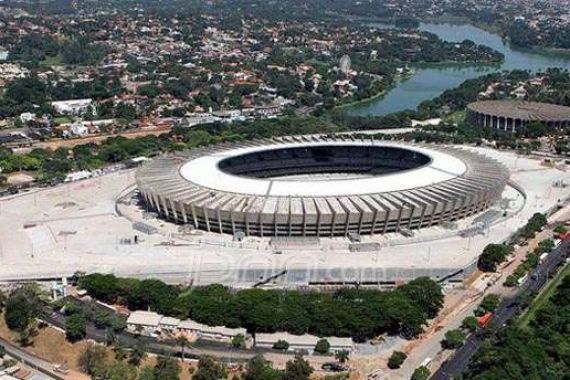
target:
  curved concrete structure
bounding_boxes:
[467,100,570,132]
[136,137,509,237]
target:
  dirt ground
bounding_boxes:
[30,126,172,151]
[0,313,91,379]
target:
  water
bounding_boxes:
[347,23,570,116]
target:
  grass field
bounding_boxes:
[518,261,570,328]
[53,116,72,125]
[39,55,63,67]
[442,110,466,125]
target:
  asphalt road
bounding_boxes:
[43,311,260,363]
[431,240,570,380]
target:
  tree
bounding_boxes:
[113,343,127,361]
[176,335,189,360]
[314,338,330,354]
[244,355,281,380]
[0,344,6,358]
[480,294,501,313]
[283,354,313,380]
[18,326,35,346]
[461,316,479,332]
[94,311,111,329]
[273,339,289,350]
[521,122,548,138]
[478,244,510,272]
[411,366,431,380]
[522,213,548,239]
[442,329,466,349]
[78,343,108,378]
[334,349,350,364]
[4,286,44,332]
[192,356,227,380]
[106,361,137,380]
[401,277,444,318]
[66,313,87,342]
[129,339,147,366]
[0,289,5,309]
[387,351,407,369]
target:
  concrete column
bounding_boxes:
[217,210,223,233]
[170,200,178,222]
[203,208,211,232]
[190,204,199,229]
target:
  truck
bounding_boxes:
[517,273,528,286]
[478,312,493,328]
[420,357,432,367]
[560,231,570,242]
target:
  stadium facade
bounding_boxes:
[136,137,509,237]
[467,100,570,132]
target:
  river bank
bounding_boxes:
[335,69,415,110]
[345,21,570,116]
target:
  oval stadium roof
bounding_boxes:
[467,100,570,122]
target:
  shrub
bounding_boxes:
[273,340,289,350]
[387,351,407,369]
[314,338,330,354]
[232,334,246,348]
[461,316,479,332]
[411,366,431,380]
[442,329,466,349]
[66,313,87,342]
[480,294,501,313]
[478,244,510,272]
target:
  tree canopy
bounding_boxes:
[79,274,444,340]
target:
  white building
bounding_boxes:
[255,332,353,354]
[69,123,89,136]
[19,112,35,123]
[178,319,247,343]
[126,311,162,333]
[125,310,248,343]
[159,316,181,333]
[52,99,94,116]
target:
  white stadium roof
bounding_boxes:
[179,141,467,197]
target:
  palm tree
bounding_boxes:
[176,335,189,361]
[335,349,350,364]
[128,339,146,366]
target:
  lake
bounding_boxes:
[347,23,570,116]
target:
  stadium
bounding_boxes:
[467,100,570,132]
[136,137,510,237]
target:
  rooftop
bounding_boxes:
[177,141,467,197]
[255,332,353,348]
[468,100,570,121]
[127,310,162,327]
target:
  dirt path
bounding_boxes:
[31,127,172,151]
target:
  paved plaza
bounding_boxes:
[0,146,568,286]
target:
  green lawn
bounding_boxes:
[53,116,72,125]
[442,110,466,125]
[39,54,63,67]
[518,261,570,328]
